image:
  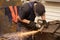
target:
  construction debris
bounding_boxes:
[0,20,60,40]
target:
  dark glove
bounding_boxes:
[28,21,41,30]
[42,20,48,28]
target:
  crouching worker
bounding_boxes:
[16,1,48,40]
[18,1,48,30]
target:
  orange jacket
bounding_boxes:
[9,6,18,23]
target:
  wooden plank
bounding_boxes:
[56,29,60,33]
[42,24,59,33]
[56,25,60,34]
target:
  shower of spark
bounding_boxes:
[18,26,44,38]
[0,26,44,40]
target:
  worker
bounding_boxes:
[17,1,47,29]
[16,1,48,40]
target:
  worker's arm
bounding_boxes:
[41,13,48,28]
[17,16,30,24]
[17,16,41,30]
[41,13,46,20]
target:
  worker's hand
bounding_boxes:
[42,20,48,28]
[28,21,41,30]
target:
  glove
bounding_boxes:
[28,21,41,30]
[42,20,48,28]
